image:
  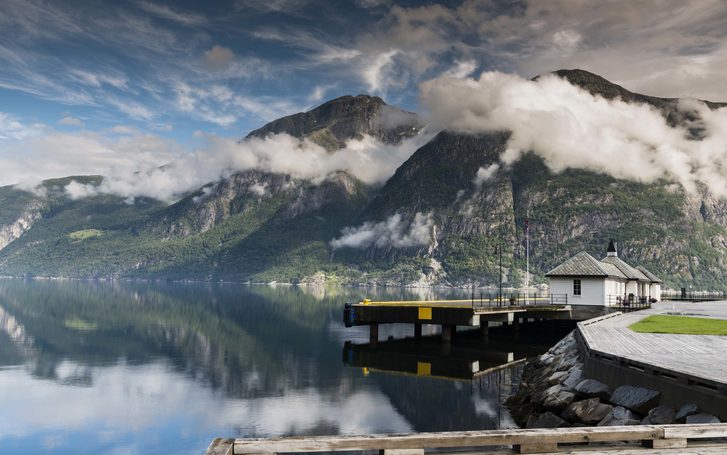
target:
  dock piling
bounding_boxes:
[370,323,379,346]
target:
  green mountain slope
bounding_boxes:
[1,71,726,288]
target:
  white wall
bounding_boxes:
[650,283,661,301]
[604,278,627,306]
[550,277,605,306]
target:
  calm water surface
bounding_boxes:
[0,280,555,454]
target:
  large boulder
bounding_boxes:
[686,413,721,424]
[548,371,569,385]
[562,398,613,425]
[641,405,676,425]
[533,384,564,405]
[574,379,611,402]
[598,406,641,426]
[527,411,569,428]
[610,386,660,414]
[543,389,577,411]
[675,404,700,423]
[562,366,584,389]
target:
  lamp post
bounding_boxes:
[494,243,503,306]
[525,217,529,306]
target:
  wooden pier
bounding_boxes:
[206,423,727,454]
[576,301,727,419]
[343,298,572,343]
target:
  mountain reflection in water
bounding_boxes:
[0,280,553,454]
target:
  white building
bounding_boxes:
[546,240,662,306]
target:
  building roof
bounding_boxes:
[600,256,651,282]
[607,239,616,254]
[546,251,627,279]
[636,265,663,284]
[546,250,663,284]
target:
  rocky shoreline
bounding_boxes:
[506,331,722,428]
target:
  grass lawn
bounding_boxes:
[630,315,727,335]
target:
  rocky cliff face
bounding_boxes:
[0,206,43,252]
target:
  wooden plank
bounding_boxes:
[516,441,558,453]
[432,445,727,455]
[206,438,235,455]
[645,439,688,449]
[663,424,727,438]
[233,426,666,453]
[380,449,424,455]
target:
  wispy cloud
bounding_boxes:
[137,1,208,26]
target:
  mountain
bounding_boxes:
[1,71,726,289]
[246,94,421,150]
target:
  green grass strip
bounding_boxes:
[630,314,727,336]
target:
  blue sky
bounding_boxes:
[2,0,727,189]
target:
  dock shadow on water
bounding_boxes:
[0,280,565,454]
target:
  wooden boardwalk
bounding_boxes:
[206,424,727,454]
[578,301,727,390]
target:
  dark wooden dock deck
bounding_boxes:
[344,299,572,343]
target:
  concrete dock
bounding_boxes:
[577,301,727,391]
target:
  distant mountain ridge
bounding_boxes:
[1,70,726,289]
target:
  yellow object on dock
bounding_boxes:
[416,361,431,376]
[417,307,432,320]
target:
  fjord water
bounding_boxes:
[0,280,552,454]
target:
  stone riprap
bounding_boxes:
[506,331,722,428]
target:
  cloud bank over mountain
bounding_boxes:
[60,131,433,202]
[421,71,727,197]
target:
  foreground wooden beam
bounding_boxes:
[215,424,727,455]
[206,438,234,455]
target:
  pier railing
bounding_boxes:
[661,291,727,302]
[469,293,567,310]
[206,423,727,454]
[606,294,652,311]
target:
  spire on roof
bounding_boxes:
[607,239,617,257]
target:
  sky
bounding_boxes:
[2,0,727,191]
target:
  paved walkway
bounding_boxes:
[578,301,727,387]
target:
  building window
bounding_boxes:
[573,279,581,296]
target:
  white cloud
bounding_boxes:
[331,212,433,249]
[0,131,179,189]
[421,71,727,197]
[69,69,128,89]
[444,59,477,79]
[0,113,45,140]
[474,163,500,186]
[65,180,100,199]
[69,130,432,202]
[58,115,84,127]
[107,97,155,121]
[249,181,268,197]
[0,118,431,202]
[109,125,138,135]
[362,50,398,93]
